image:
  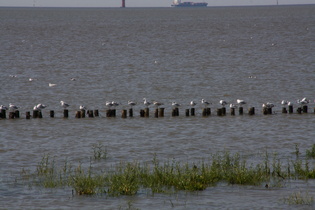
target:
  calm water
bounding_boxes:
[1,5,315,209]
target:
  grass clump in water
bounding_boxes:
[284,191,314,205]
[306,144,315,159]
[21,145,315,196]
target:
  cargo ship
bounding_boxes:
[171,0,208,7]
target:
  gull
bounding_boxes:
[201,99,211,108]
[111,101,119,108]
[70,78,76,81]
[79,105,87,110]
[60,101,70,109]
[190,100,197,107]
[230,103,237,109]
[288,101,293,106]
[106,101,113,109]
[128,100,137,108]
[262,102,274,109]
[236,99,246,107]
[9,75,17,78]
[219,100,227,107]
[281,100,288,106]
[172,101,181,108]
[35,104,47,110]
[297,98,309,106]
[153,100,164,108]
[29,78,35,82]
[9,103,20,111]
[49,83,56,87]
[0,105,8,111]
[143,98,151,107]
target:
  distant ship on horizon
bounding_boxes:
[171,0,208,7]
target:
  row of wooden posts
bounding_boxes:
[0,105,313,119]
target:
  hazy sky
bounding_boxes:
[0,0,314,7]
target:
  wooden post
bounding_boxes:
[217,108,222,116]
[154,109,158,118]
[121,110,127,118]
[175,107,179,116]
[0,110,6,119]
[81,110,86,118]
[171,109,176,117]
[263,108,268,115]
[191,108,195,116]
[106,110,111,117]
[302,105,308,113]
[297,107,302,114]
[248,107,255,115]
[206,108,211,116]
[230,108,235,116]
[288,105,293,114]
[75,111,81,118]
[9,112,15,119]
[50,110,54,118]
[159,108,164,117]
[202,108,207,117]
[88,110,94,118]
[63,109,69,118]
[26,111,31,119]
[33,110,39,118]
[282,107,287,113]
[38,111,43,118]
[239,107,243,115]
[267,108,272,115]
[112,109,116,117]
[129,108,133,117]
[140,109,145,117]
[222,107,226,115]
[185,109,189,117]
[14,110,20,118]
[144,108,149,117]
[94,110,99,117]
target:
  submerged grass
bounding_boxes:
[21,145,315,198]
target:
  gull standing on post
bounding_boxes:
[219,100,227,107]
[9,103,20,111]
[143,98,151,108]
[236,99,246,107]
[128,100,136,108]
[153,100,164,108]
[60,101,70,109]
[190,100,197,107]
[172,101,181,108]
[201,99,211,108]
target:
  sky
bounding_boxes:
[0,0,314,7]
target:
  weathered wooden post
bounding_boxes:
[202,108,207,117]
[9,112,15,119]
[239,107,243,115]
[50,110,54,118]
[140,109,145,117]
[159,108,164,117]
[14,110,20,118]
[217,108,222,116]
[267,108,272,115]
[191,108,195,116]
[26,111,31,119]
[63,109,69,118]
[33,110,39,118]
[297,107,302,114]
[230,108,235,116]
[288,105,293,114]
[154,109,159,118]
[302,105,308,113]
[80,110,86,118]
[248,107,255,115]
[145,108,150,117]
[185,109,189,117]
[206,108,211,116]
[75,111,81,118]
[121,110,127,118]
[38,111,42,118]
[88,110,94,118]
[175,107,179,116]
[0,110,6,119]
[129,109,133,117]
[282,107,287,113]
[222,107,226,116]
[263,108,268,115]
[94,110,99,117]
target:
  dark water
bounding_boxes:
[1,6,315,209]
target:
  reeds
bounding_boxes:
[21,145,315,199]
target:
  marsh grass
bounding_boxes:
[306,144,315,159]
[284,191,314,205]
[92,143,108,160]
[21,146,315,197]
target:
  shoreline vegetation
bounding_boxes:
[19,144,315,205]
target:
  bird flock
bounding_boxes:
[1,98,312,113]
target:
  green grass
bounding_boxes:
[284,191,314,205]
[20,145,315,198]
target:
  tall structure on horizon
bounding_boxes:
[122,0,125,8]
